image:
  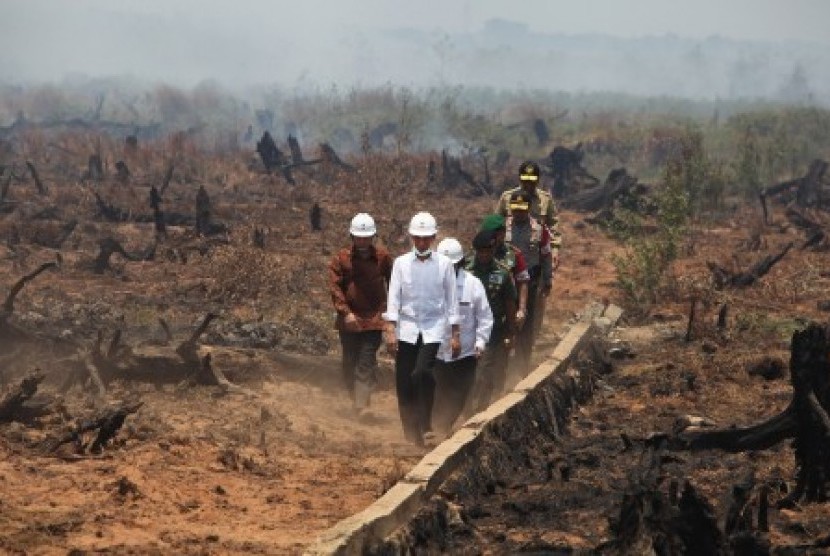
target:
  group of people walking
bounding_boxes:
[327,161,562,447]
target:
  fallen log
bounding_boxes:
[760,159,828,214]
[563,167,642,213]
[39,400,143,454]
[80,313,245,394]
[785,205,829,250]
[707,242,793,288]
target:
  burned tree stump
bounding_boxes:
[93,238,136,274]
[252,227,266,248]
[309,202,322,231]
[88,154,103,181]
[669,322,830,505]
[195,185,228,236]
[114,160,130,184]
[150,186,166,237]
[602,444,725,554]
[256,131,295,183]
[549,144,598,198]
[288,134,304,164]
[0,372,45,423]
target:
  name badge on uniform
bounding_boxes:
[459,301,471,306]
[489,274,503,285]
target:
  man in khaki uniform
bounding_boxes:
[496,160,562,269]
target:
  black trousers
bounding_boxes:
[470,325,510,413]
[432,355,477,434]
[339,330,382,409]
[515,274,542,375]
[395,335,439,444]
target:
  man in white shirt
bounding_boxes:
[383,212,461,447]
[432,237,493,435]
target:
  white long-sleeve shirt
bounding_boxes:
[437,269,493,362]
[383,251,460,344]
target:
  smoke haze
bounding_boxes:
[1,0,829,104]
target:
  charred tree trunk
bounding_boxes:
[93,238,135,274]
[441,150,457,188]
[114,160,130,184]
[256,131,295,183]
[563,167,639,213]
[319,143,354,172]
[669,322,830,505]
[194,186,227,236]
[0,373,45,423]
[150,186,166,237]
[309,203,322,231]
[195,185,211,235]
[1,261,58,328]
[288,134,304,164]
[761,159,828,209]
[39,401,143,455]
[81,313,241,393]
[25,161,47,194]
[707,242,793,288]
[94,191,130,222]
[88,154,103,181]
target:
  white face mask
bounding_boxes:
[413,246,432,257]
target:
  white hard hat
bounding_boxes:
[408,212,437,237]
[349,213,376,237]
[437,238,464,264]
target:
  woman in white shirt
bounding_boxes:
[432,238,493,435]
[383,212,460,447]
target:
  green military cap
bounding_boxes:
[480,213,506,232]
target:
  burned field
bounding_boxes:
[1,121,830,554]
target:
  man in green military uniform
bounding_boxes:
[466,230,517,412]
[478,213,530,330]
[496,160,562,269]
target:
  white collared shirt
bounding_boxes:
[437,269,493,362]
[383,251,460,344]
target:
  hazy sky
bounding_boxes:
[7,0,825,42]
[1,0,829,92]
